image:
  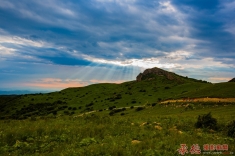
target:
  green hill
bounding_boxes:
[1,67,234,120]
[0,67,235,155]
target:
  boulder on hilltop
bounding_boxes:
[136,67,180,82]
[228,78,235,82]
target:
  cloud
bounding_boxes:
[17,78,127,90]
[0,36,49,47]
[89,79,125,84]
[0,0,235,90]
[1,0,190,59]
[208,77,231,82]
[172,0,235,59]
[22,78,87,90]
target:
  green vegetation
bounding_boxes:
[0,72,235,155]
[195,112,218,130]
[0,103,235,155]
[2,76,235,120]
[227,120,235,138]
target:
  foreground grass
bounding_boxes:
[0,103,235,156]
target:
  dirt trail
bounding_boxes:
[161,98,235,104]
[73,110,97,118]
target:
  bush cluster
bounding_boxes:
[195,112,217,130]
[131,100,136,104]
[106,94,122,102]
[86,102,94,107]
[109,108,126,116]
[136,107,145,111]
[227,120,235,138]
[3,100,68,120]
[152,103,157,107]
[195,113,235,138]
[109,106,116,110]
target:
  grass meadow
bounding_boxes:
[1,78,235,155]
[1,102,235,156]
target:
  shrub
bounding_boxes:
[47,107,54,111]
[109,112,114,116]
[84,107,93,112]
[109,108,125,116]
[136,107,145,111]
[109,106,116,110]
[64,111,69,115]
[131,100,136,104]
[195,112,217,130]
[227,120,235,138]
[109,98,115,102]
[86,102,94,107]
[114,109,123,113]
[152,103,157,107]
[130,106,134,109]
[115,94,122,99]
[109,106,114,110]
[57,100,63,104]
[52,111,57,115]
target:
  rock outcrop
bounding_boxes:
[136,67,178,82]
[228,78,235,82]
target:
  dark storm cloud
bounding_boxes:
[172,0,235,60]
[172,0,220,10]
[0,0,191,61]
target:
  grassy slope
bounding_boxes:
[0,76,213,119]
[1,77,235,119]
[0,103,234,155]
[0,75,235,155]
[177,82,235,98]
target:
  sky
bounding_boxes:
[0,0,235,91]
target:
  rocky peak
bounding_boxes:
[228,78,235,82]
[136,67,176,81]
